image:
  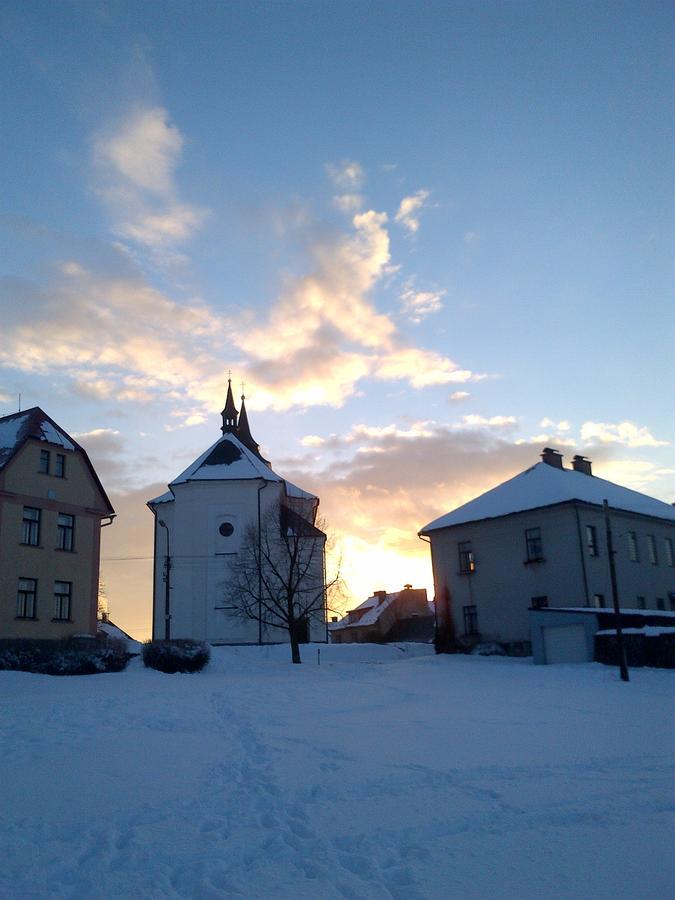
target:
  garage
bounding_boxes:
[542,623,591,663]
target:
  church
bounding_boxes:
[147,382,327,644]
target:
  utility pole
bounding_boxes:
[603,500,629,682]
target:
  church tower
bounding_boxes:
[147,375,324,644]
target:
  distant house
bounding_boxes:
[147,381,326,645]
[419,448,675,653]
[329,585,433,643]
[0,407,115,639]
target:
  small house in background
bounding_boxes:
[329,585,433,643]
[0,407,115,639]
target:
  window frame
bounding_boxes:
[55,453,66,478]
[592,593,605,609]
[524,527,543,563]
[664,537,673,568]
[53,581,72,621]
[39,449,50,474]
[56,513,75,552]
[627,531,639,562]
[21,506,41,546]
[636,596,646,610]
[17,578,38,619]
[585,524,599,557]
[457,540,475,575]
[462,604,479,636]
[531,595,548,609]
[647,535,658,566]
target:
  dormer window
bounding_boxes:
[39,449,50,474]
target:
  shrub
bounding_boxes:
[595,631,675,669]
[142,639,210,674]
[0,637,129,675]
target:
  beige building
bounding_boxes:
[0,407,114,639]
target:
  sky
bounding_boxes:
[1,0,672,639]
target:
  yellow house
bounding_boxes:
[0,407,115,639]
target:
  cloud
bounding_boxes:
[300,435,325,447]
[400,284,445,323]
[592,459,675,495]
[394,190,430,233]
[93,106,208,251]
[0,261,225,412]
[539,418,570,432]
[450,391,470,402]
[459,414,518,429]
[235,209,481,408]
[332,194,364,214]
[1,193,479,417]
[580,421,669,448]
[325,159,365,190]
[280,423,543,606]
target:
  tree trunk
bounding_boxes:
[290,632,301,664]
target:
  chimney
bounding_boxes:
[374,590,387,603]
[572,455,592,476]
[541,447,564,469]
[403,583,412,590]
[331,616,338,623]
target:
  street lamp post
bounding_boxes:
[158,519,171,640]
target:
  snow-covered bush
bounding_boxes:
[470,642,507,656]
[142,639,210,674]
[0,637,129,675]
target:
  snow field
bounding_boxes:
[1,644,673,899]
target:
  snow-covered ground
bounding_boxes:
[1,644,673,899]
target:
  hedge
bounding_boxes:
[595,632,675,669]
[0,636,129,675]
[142,639,210,674]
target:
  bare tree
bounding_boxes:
[224,500,340,663]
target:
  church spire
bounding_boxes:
[221,377,239,433]
[236,390,271,466]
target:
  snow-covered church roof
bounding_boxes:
[420,453,675,534]
[148,381,317,506]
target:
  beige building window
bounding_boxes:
[586,525,599,557]
[457,541,475,574]
[647,535,658,565]
[57,513,75,551]
[39,449,50,474]
[21,507,41,546]
[54,582,72,621]
[17,578,37,619]
[55,453,66,478]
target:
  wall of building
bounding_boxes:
[0,440,107,639]
[151,479,326,644]
[428,502,674,646]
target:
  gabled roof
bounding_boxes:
[420,461,675,534]
[147,431,319,507]
[0,407,114,515]
[169,431,284,486]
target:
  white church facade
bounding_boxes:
[148,383,327,644]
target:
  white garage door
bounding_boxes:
[543,624,589,664]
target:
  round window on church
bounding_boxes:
[219,522,234,537]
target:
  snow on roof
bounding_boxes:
[284,479,318,502]
[420,461,675,533]
[0,407,75,468]
[148,489,175,506]
[0,407,114,514]
[170,432,283,486]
